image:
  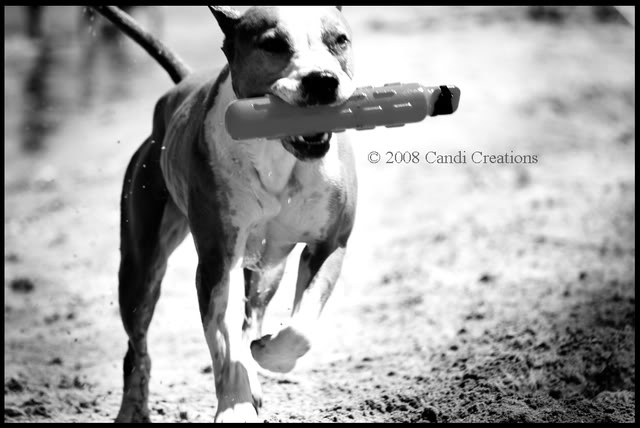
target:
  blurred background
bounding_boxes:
[4,6,635,423]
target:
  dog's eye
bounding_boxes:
[258,36,290,54]
[335,34,349,47]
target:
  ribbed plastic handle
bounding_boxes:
[225,83,460,140]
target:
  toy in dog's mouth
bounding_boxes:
[281,132,332,160]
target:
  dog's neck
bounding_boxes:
[205,73,298,195]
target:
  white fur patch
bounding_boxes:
[268,7,355,106]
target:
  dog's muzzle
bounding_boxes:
[276,71,345,160]
[300,71,340,106]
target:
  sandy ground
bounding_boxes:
[4,6,635,423]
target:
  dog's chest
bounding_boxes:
[242,145,342,235]
[238,144,342,269]
[242,162,340,269]
[204,135,342,271]
[180,76,347,269]
[203,77,343,233]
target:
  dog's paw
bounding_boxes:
[215,402,260,423]
[115,404,151,423]
[214,359,262,421]
[250,326,311,373]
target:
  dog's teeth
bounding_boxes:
[286,133,331,146]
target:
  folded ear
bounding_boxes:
[208,6,241,38]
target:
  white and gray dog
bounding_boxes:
[100,6,358,422]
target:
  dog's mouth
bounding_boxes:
[281,132,332,160]
[286,132,331,145]
[265,91,334,159]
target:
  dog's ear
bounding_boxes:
[335,6,343,11]
[208,6,241,38]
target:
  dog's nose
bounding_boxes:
[301,71,339,105]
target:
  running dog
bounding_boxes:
[96,6,357,422]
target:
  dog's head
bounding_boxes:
[210,6,355,160]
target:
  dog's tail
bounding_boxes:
[90,6,191,84]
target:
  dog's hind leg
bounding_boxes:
[116,138,189,423]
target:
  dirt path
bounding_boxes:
[4,6,635,423]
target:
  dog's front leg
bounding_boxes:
[196,257,262,422]
[251,243,347,373]
[188,159,261,422]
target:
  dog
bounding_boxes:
[99,6,357,422]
